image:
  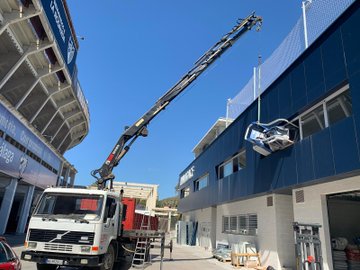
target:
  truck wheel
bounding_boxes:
[36,263,58,270]
[101,244,115,270]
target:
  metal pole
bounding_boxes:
[226,98,231,127]
[302,0,312,49]
[257,55,262,123]
[253,67,257,100]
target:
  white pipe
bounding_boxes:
[302,0,312,49]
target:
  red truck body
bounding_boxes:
[122,197,158,231]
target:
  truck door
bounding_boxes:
[101,197,117,251]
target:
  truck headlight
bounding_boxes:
[81,246,91,253]
[28,242,37,248]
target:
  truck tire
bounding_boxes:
[36,263,58,270]
[101,244,115,270]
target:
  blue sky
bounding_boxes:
[65,1,302,199]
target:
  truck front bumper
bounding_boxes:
[21,250,102,267]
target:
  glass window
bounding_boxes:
[218,160,231,179]
[194,174,208,192]
[223,216,229,232]
[223,160,233,177]
[233,150,246,172]
[2,242,15,260]
[218,150,246,179]
[238,215,247,234]
[0,243,8,263]
[222,214,258,235]
[301,105,325,138]
[230,216,237,232]
[180,187,190,198]
[35,193,104,221]
[327,90,352,125]
[103,197,116,222]
[248,214,258,235]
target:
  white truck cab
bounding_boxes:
[21,187,122,270]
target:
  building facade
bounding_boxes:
[178,1,360,269]
[0,0,89,234]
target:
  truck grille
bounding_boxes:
[44,243,72,252]
[29,229,95,245]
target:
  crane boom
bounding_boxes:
[91,12,262,189]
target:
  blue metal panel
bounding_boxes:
[350,72,360,162]
[278,146,298,187]
[295,137,315,184]
[0,103,60,187]
[40,0,77,78]
[341,1,360,77]
[290,63,307,113]
[278,75,292,119]
[311,129,335,179]
[260,93,270,123]
[267,85,280,121]
[330,117,360,173]
[254,153,276,192]
[304,47,326,104]
[322,29,347,90]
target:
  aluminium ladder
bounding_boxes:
[131,211,152,268]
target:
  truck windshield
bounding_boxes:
[34,193,104,221]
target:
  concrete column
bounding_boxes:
[16,185,35,234]
[168,211,172,233]
[69,171,75,187]
[56,162,64,186]
[0,179,18,234]
[63,166,70,187]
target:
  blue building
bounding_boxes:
[178,1,360,269]
[0,0,89,234]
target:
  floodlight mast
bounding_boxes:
[91,12,262,190]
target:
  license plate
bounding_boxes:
[46,259,63,265]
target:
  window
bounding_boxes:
[326,89,352,125]
[180,187,190,198]
[301,105,325,138]
[5,135,26,152]
[35,193,104,221]
[26,149,41,163]
[233,150,246,172]
[194,174,209,191]
[218,149,246,179]
[222,213,258,235]
[222,216,229,232]
[103,197,116,222]
[299,85,352,139]
[230,216,237,232]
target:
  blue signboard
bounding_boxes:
[0,103,61,189]
[40,0,77,78]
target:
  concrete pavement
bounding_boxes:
[6,233,235,270]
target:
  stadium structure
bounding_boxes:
[0,0,89,234]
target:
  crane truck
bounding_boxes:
[21,13,262,270]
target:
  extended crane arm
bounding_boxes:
[91,12,262,189]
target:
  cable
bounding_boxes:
[121,244,135,253]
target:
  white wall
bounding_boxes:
[216,194,295,269]
[182,207,214,250]
[274,194,296,269]
[292,175,360,270]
